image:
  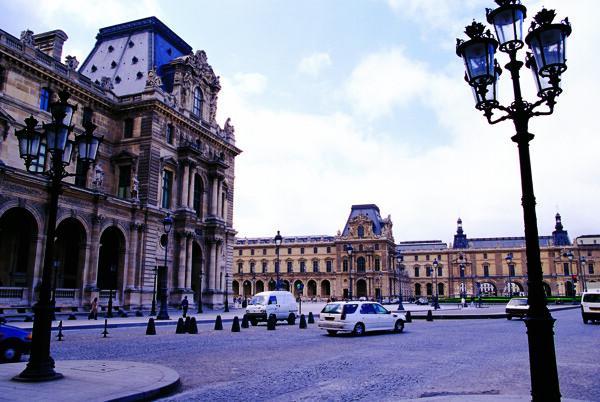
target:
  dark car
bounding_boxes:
[415,297,429,305]
[0,324,32,363]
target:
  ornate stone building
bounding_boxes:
[234,207,599,302]
[0,17,240,310]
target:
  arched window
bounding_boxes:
[357,257,366,272]
[358,226,364,237]
[40,88,52,111]
[193,88,203,116]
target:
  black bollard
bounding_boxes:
[176,317,185,334]
[241,314,249,329]
[232,316,241,332]
[405,311,412,323]
[56,320,64,341]
[136,310,143,317]
[214,315,223,330]
[25,314,34,322]
[68,313,76,320]
[146,318,156,335]
[184,316,191,333]
[267,314,276,330]
[102,319,109,337]
[299,314,307,329]
[189,317,198,334]
[308,312,315,324]
[426,310,433,322]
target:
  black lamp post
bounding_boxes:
[13,89,103,382]
[274,230,282,290]
[460,264,466,299]
[157,213,172,320]
[224,273,229,312]
[151,266,158,316]
[51,259,60,303]
[505,254,513,297]
[567,251,576,304]
[456,2,571,399]
[346,244,353,300]
[580,256,587,292]
[377,271,382,303]
[197,270,203,313]
[252,274,256,295]
[397,253,404,310]
[106,264,116,318]
[432,259,440,310]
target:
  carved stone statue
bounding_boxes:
[92,163,104,191]
[130,175,139,199]
[100,77,114,91]
[65,55,79,70]
[20,30,34,46]
[224,118,235,137]
[145,66,162,88]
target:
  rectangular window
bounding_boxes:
[287,262,293,273]
[313,261,319,272]
[262,262,267,273]
[483,265,489,277]
[162,170,173,209]
[74,158,86,187]
[263,249,266,255]
[426,255,430,261]
[314,247,318,254]
[589,263,594,275]
[327,247,331,254]
[123,118,134,139]
[300,262,306,273]
[251,249,254,256]
[40,88,51,111]
[288,248,292,255]
[414,267,420,277]
[118,165,131,198]
[374,259,380,271]
[238,250,243,256]
[483,253,488,259]
[343,260,348,272]
[326,261,332,273]
[301,248,305,254]
[250,262,255,273]
[193,175,201,216]
[166,124,174,144]
[238,263,242,273]
[375,244,379,251]
[30,143,46,172]
[426,267,432,277]
[82,107,93,125]
[415,256,419,261]
[563,263,569,276]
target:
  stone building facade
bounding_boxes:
[0,17,240,311]
[234,207,599,302]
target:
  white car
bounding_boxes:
[505,298,529,320]
[581,290,600,324]
[246,291,298,325]
[317,301,406,336]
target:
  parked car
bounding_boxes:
[317,301,406,336]
[0,324,32,363]
[581,289,600,324]
[246,291,298,325]
[505,298,529,320]
[415,297,429,305]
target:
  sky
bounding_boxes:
[2,0,599,244]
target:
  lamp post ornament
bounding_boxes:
[457,1,571,399]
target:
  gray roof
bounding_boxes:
[341,204,385,236]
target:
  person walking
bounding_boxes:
[181,296,189,317]
[89,297,98,320]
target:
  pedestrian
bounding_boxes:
[89,297,98,320]
[461,297,466,308]
[181,296,189,317]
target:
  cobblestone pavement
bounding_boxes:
[46,308,598,401]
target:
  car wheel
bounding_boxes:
[394,320,404,333]
[352,322,365,336]
[1,341,22,363]
[507,316,512,320]
[327,330,338,335]
[250,319,258,326]
[287,313,295,325]
[583,317,588,324]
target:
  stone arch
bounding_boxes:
[55,217,88,291]
[307,279,317,298]
[480,281,497,297]
[232,280,240,296]
[320,280,331,298]
[415,283,422,296]
[293,279,303,298]
[356,278,367,298]
[191,240,204,307]
[97,226,127,305]
[255,279,265,294]
[0,207,39,289]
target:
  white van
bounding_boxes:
[246,291,298,325]
[581,289,600,324]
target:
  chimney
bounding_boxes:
[33,30,68,61]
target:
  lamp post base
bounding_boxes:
[524,315,561,401]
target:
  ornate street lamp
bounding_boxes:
[157,213,172,320]
[567,251,576,304]
[397,253,404,310]
[224,273,229,312]
[151,266,158,316]
[505,254,513,297]
[459,264,466,299]
[274,230,282,290]
[346,244,353,300]
[197,270,203,314]
[457,2,571,399]
[432,259,440,310]
[13,89,103,382]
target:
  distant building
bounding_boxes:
[0,17,240,310]
[234,208,598,301]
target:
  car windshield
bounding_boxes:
[250,295,268,305]
[583,293,600,303]
[509,299,527,306]
[322,303,344,314]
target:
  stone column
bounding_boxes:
[210,176,219,216]
[181,162,190,209]
[177,232,186,289]
[187,165,196,209]
[126,223,140,289]
[86,215,104,288]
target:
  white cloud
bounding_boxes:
[231,72,268,95]
[298,53,332,77]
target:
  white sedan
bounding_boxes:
[317,301,406,336]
